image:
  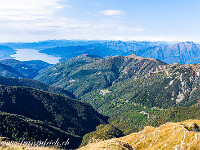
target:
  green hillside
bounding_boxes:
[36,54,165,98]
[0,85,108,137]
[79,120,200,150]
[0,59,51,79]
[0,111,81,149]
[80,124,125,147]
[36,54,200,134]
[81,63,200,134]
[0,63,26,78]
[0,76,76,98]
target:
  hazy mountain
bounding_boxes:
[101,40,168,56]
[0,59,51,78]
[38,41,200,64]
[0,45,16,59]
[39,44,122,61]
[140,41,200,64]
[0,40,104,49]
[39,41,168,61]
[1,40,200,64]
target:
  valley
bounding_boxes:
[35,53,200,135]
[1,0,200,149]
[0,40,200,149]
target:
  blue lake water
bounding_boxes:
[11,49,60,64]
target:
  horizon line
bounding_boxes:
[0,39,199,44]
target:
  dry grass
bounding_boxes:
[78,139,133,150]
[79,120,200,150]
[0,144,58,150]
[0,139,58,150]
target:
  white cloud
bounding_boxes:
[99,10,125,16]
[0,0,64,27]
[0,0,144,42]
[0,0,63,15]
[0,0,72,42]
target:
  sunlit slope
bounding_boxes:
[79,120,200,150]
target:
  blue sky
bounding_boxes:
[0,0,200,42]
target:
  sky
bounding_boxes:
[0,0,200,42]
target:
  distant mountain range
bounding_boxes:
[39,40,168,61]
[0,40,200,149]
[0,40,104,49]
[37,40,200,64]
[0,45,16,59]
[1,40,200,64]
[140,41,200,64]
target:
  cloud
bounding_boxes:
[0,0,64,27]
[0,0,143,42]
[99,10,125,16]
[0,0,72,41]
[0,0,63,16]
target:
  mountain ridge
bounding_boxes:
[36,54,165,98]
[36,41,200,64]
[0,59,51,78]
[79,120,200,150]
[0,76,76,98]
[140,41,200,64]
[36,54,200,135]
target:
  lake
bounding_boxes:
[11,49,60,64]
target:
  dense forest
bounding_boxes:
[36,54,200,135]
[0,85,108,149]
